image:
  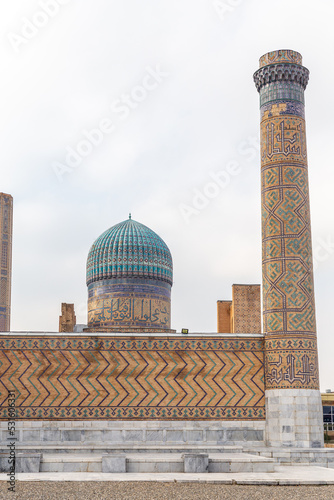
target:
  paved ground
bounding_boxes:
[1,466,334,499]
[1,482,334,499]
[1,465,334,484]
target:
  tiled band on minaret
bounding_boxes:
[254,50,323,447]
[0,193,13,332]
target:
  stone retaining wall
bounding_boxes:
[0,420,266,447]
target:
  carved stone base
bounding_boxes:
[265,389,324,448]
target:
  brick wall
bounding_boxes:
[231,285,261,334]
[217,285,261,334]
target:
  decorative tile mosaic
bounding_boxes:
[86,219,173,331]
[86,218,173,286]
[265,334,319,389]
[0,336,265,420]
[231,285,261,334]
[259,82,305,108]
[88,278,171,330]
[259,50,302,68]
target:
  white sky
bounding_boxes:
[0,0,333,391]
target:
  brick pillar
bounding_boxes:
[217,300,232,333]
[254,50,323,447]
[59,303,76,333]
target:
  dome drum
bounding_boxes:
[87,277,172,332]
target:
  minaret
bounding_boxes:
[0,193,13,332]
[254,50,324,447]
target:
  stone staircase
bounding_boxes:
[1,444,333,474]
[40,452,275,473]
[0,445,278,474]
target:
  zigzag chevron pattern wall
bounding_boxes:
[0,336,265,420]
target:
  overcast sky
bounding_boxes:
[1,0,334,391]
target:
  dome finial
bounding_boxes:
[129,213,132,220]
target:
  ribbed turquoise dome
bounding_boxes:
[86,218,173,286]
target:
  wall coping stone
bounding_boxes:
[0,332,264,337]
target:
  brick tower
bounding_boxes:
[0,193,13,332]
[254,50,323,447]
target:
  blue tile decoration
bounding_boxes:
[86,218,173,331]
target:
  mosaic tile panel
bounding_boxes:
[265,334,319,390]
[0,336,265,420]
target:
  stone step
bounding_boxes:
[12,444,243,454]
[41,454,101,473]
[209,453,275,473]
[40,452,276,473]
[244,447,334,468]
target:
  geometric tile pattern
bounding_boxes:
[86,218,173,286]
[0,336,265,420]
[231,285,261,334]
[261,117,316,339]
[254,50,319,390]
